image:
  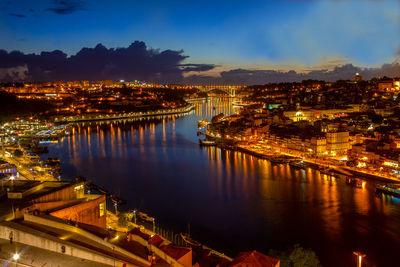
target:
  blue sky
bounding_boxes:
[1,0,399,74]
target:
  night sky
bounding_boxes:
[1,0,399,84]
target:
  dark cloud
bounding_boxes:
[0,42,215,83]
[179,64,217,72]
[45,0,85,15]
[1,41,398,84]
[184,63,400,85]
[9,13,27,18]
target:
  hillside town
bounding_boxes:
[0,74,399,266]
[202,75,400,184]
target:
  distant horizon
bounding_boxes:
[1,42,399,85]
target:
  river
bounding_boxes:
[42,98,400,267]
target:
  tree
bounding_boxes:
[289,244,321,267]
[13,150,23,157]
[269,244,321,267]
[118,211,134,227]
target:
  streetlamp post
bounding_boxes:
[113,202,118,214]
[13,253,19,267]
[353,251,366,267]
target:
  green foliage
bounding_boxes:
[118,214,128,226]
[118,211,134,227]
[13,150,23,157]
[269,244,321,267]
[0,91,53,122]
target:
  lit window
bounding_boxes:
[99,202,105,217]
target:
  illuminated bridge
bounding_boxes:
[196,85,244,96]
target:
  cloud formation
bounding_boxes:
[184,63,400,85]
[0,41,398,85]
[0,42,215,83]
[0,65,28,81]
[45,0,85,15]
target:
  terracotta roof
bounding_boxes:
[160,244,191,260]
[229,251,279,267]
[128,227,150,240]
[148,234,164,247]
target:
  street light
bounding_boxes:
[133,209,137,224]
[353,251,366,267]
[13,253,19,261]
[13,253,19,267]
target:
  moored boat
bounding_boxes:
[346,178,364,188]
[376,183,400,198]
[137,211,154,223]
[289,160,306,169]
[319,167,336,176]
[180,233,201,247]
[269,157,287,165]
[199,139,215,146]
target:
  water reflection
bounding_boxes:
[43,98,400,267]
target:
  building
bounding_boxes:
[326,131,350,156]
[378,80,400,91]
[310,137,327,156]
[353,73,362,82]
[283,110,314,122]
[229,251,280,267]
[0,160,17,176]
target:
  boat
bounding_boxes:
[289,160,306,169]
[376,183,400,198]
[137,211,154,223]
[319,167,336,176]
[180,224,201,247]
[346,178,364,188]
[180,233,201,247]
[269,157,287,165]
[199,139,215,146]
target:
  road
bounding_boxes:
[2,155,57,181]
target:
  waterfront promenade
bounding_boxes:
[55,105,195,123]
[233,143,400,183]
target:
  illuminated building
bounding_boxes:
[353,72,362,82]
[326,131,350,156]
[283,110,314,122]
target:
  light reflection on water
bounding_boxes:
[44,98,400,267]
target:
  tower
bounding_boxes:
[353,73,362,82]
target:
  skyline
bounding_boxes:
[1,0,400,84]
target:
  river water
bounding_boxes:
[42,98,400,267]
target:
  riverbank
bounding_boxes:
[40,98,400,267]
[54,104,195,123]
[207,141,400,184]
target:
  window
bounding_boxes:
[99,202,106,217]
